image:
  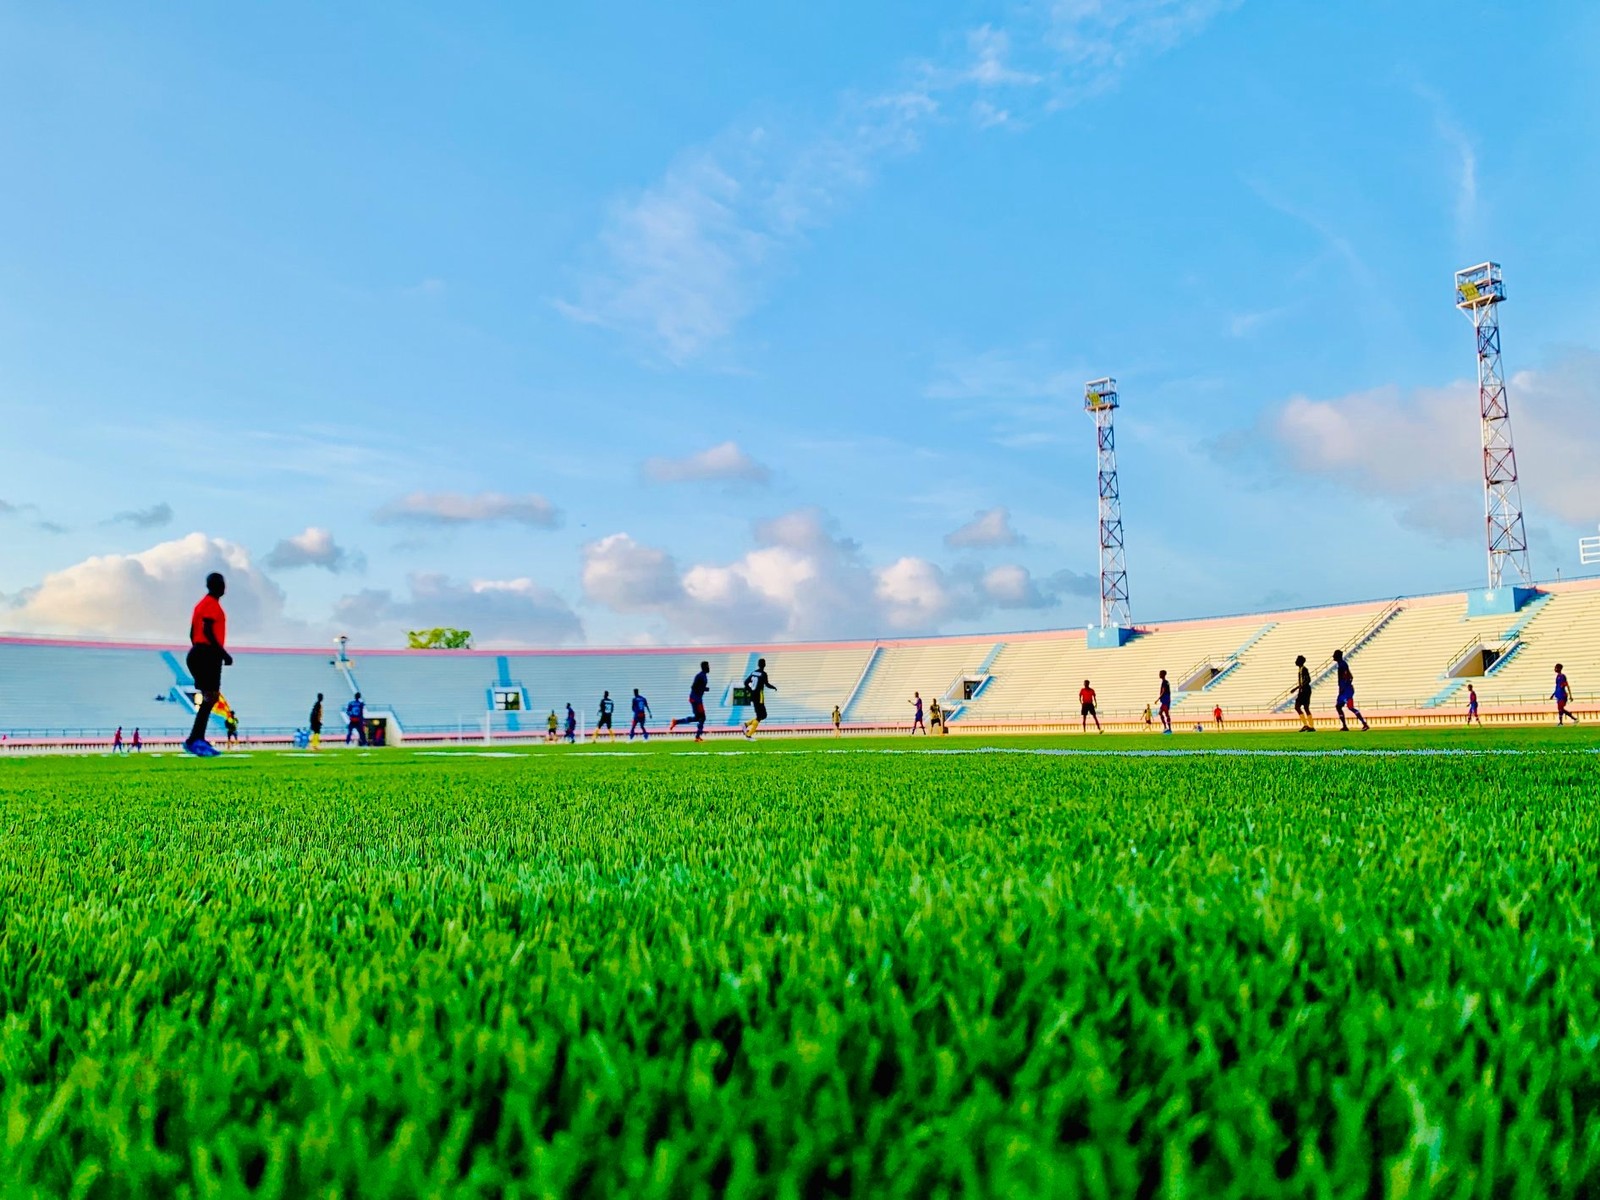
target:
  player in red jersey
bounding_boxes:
[1078,680,1101,732]
[185,573,232,756]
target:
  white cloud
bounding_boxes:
[559,5,1230,363]
[374,491,561,528]
[642,441,772,485]
[1256,349,1600,539]
[334,574,583,648]
[107,502,173,529]
[264,527,363,573]
[945,506,1024,549]
[1,532,295,640]
[582,507,1071,642]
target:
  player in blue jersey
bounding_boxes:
[628,689,651,740]
[1331,649,1370,731]
[1157,670,1173,734]
[1465,683,1482,726]
[564,702,577,743]
[670,661,712,741]
[1554,664,1578,725]
[909,692,926,734]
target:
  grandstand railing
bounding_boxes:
[1265,597,1405,711]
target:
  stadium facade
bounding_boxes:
[2,577,1596,749]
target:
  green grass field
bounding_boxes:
[3,727,1599,1197]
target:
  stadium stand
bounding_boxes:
[2,578,1597,747]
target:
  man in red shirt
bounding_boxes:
[1079,679,1101,732]
[185,572,233,756]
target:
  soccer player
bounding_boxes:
[1331,649,1370,732]
[1078,680,1101,733]
[564,702,577,743]
[130,728,142,752]
[1465,683,1482,726]
[1142,703,1153,729]
[831,705,842,737]
[930,697,945,734]
[225,712,240,747]
[345,693,367,746]
[909,692,926,735]
[742,658,776,739]
[185,572,232,757]
[112,726,124,754]
[594,691,616,741]
[546,710,559,742]
[670,661,712,741]
[309,693,324,751]
[1554,664,1579,725]
[1213,705,1224,729]
[1157,670,1173,734]
[629,689,651,740]
[1293,655,1314,732]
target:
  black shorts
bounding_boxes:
[310,721,322,734]
[598,713,613,728]
[1081,702,1096,717]
[186,645,223,693]
[752,699,768,721]
[1296,687,1312,709]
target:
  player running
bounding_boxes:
[629,689,651,740]
[112,727,125,755]
[1078,680,1101,733]
[1157,670,1173,734]
[1465,684,1482,726]
[593,691,617,741]
[185,572,232,757]
[1293,655,1314,732]
[742,658,776,739]
[1331,649,1370,731]
[909,692,926,735]
[130,728,142,752]
[1554,664,1579,725]
[564,703,577,743]
[670,661,712,741]
[309,693,324,750]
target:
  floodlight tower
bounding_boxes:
[1084,378,1131,636]
[1455,262,1531,591]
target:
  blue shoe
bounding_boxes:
[190,739,221,757]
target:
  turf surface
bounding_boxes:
[2,728,1598,1197]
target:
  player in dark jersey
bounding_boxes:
[1157,670,1172,734]
[1078,680,1101,732]
[185,572,231,756]
[1293,655,1314,732]
[670,661,712,741]
[564,703,577,743]
[1331,649,1370,731]
[742,658,776,739]
[1554,664,1579,725]
[593,691,616,741]
[629,689,651,740]
[1465,684,1481,726]
[309,693,324,751]
[909,692,926,734]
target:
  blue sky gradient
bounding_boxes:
[3,1,1599,645]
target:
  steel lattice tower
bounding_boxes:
[1455,262,1532,589]
[1084,378,1130,629]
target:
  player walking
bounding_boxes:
[112,726,124,755]
[742,658,775,739]
[670,661,712,741]
[309,693,324,750]
[344,693,367,746]
[1331,649,1370,731]
[225,712,240,747]
[185,572,232,757]
[130,728,142,752]
[1078,680,1101,733]
[629,689,651,740]
[1157,670,1173,734]
[1213,705,1224,729]
[564,703,577,743]
[1465,684,1482,726]
[1554,664,1579,725]
[831,705,842,737]
[594,691,616,741]
[1293,655,1314,732]
[909,692,926,735]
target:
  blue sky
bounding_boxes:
[3,1,1599,646]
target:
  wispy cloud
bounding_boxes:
[560,3,1237,363]
[375,491,562,528]
[1412,83,1478,245]
[945,506,1025,549]
[106,502,173,530]
[643,441,771,485]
